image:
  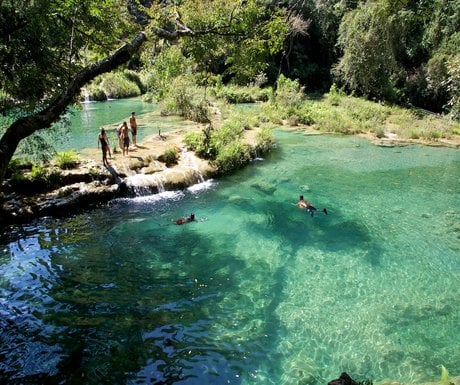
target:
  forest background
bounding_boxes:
[0,0,459,188]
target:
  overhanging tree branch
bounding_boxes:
[0,32,147,185]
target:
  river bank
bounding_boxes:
[1,119,459,228]
[0,127,218,227]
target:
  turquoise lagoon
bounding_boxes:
[59,97,192,151]
[0,130,459,384]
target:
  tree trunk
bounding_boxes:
[0,32,147,189]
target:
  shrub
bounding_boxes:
[328,83,345,106]
[101,72,141,99]
[184,132,204,152]
[160,75,211,123]
[273,75,305,109]
[9,164,61,195]
[255,126,274,153]
[89,87,107,101]
[159,147,179,167]
[212,84,271,103]
[211,119,244,149]
[54,150,79,169]
[6,158,32,178]
[215,142,251,174]
[374,127,386,138]
[185,126,217,159]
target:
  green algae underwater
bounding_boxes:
[0,130,459,385]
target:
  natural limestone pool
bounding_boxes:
[0,111,459,384]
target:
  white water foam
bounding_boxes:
[115,190,183,204]
[187,179,216,193]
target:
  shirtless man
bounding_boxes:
[129,111,137,146]
[116,122,127,149]
[120,121,130,156]
[297,195,327,217]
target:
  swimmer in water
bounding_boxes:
[296,195,328,217]
[175,213,195,225]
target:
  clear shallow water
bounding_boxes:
[0,131,459,384]
[59,98,191,151]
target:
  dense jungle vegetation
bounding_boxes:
[0,0,459,188]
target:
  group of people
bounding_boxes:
[99,112,327,220]
[97,111,137,166]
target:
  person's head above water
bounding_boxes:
[299,195,304,200]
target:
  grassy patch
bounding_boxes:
[54,150,79,169]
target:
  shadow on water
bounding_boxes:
[241,196,384,267]
[0,213,280,385]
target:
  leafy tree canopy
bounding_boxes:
[0,0,134,113]
[0,0,294,185]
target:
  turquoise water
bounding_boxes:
[0,131,459,384]
[60,98,192,151]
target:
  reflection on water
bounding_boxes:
[0,132,459,384]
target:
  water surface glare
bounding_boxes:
[1,132,459,384]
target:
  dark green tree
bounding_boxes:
[0,0,291,187]
[333,0,459,114]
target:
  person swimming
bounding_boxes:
[296,195,327,217]
[175,213,195,225]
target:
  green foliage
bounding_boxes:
[334,1,400,102]
[185,106,272,174]
[328,83,345,106]
[444,54,460,121]
[212,84,271,103]
[142,45,193,100]
[260,76,312,126]
[160,75,211,123]
[160,0,288,84]
[274,75,305,109]
[209,116,249,153]
[215,141,251,174]
[255,126,274,154]
[9,163,62,195]
[0,0,133,113]
[331,0,459,116]
[159,147,179,167]
[6,158,32,178]
[185,128,216,159]
[30,164,49,182]
[54,151,79,170]
[100,72,142,99]
[15,118,72,163]
[87,87,107,101]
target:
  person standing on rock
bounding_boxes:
[98,127,111,167]
[129,111,137,146]
[116,121,127,149]
[121,121,130,156]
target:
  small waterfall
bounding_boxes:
[124,173,165,195]
[181,150,205,183]
[81,90,91,103]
